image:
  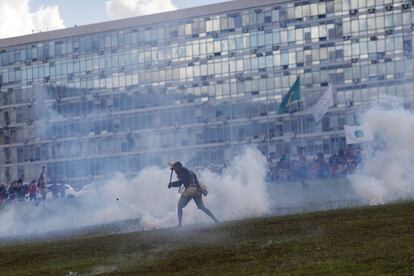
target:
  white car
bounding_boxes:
[76,182,100,198]
[45,183,77,199]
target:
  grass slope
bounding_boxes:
[1,202,413,275]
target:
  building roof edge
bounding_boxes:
[0,0,285,49]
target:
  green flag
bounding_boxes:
[278,77,301,114]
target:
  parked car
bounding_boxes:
[45,183,77,199]
[76,182,99,198]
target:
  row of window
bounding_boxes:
[2,132,352,183]
[1,104,358,155]
[0,108,358,165]
[0,1,411,68]
[3,24,411,83]
[0,66,412,128]
[0,47,409,90]
[0,0,327,60]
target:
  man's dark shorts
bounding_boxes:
[178,192,205,209]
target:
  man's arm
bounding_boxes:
[169,180,183,188]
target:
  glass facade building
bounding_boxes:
[1,0,414,185]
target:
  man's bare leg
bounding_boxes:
[177,207,183,227]
[199,206,219,223]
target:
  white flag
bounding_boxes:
[310,85,334,124]
[344,125,373,144]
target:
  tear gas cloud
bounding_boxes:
[348,104,414,204]
[3,102,414,238]
[0,147,269,238]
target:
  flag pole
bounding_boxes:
[297,102,302,150]
[300,77,305,151]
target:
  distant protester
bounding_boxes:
[37,167,47,200]
[28,180,37,201]
[295,147,309,189]
[271,146,362,183]
[0,185,6,205]
[315,153,327,178]
[275,154,290,181]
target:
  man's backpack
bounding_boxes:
[193,172,208,197]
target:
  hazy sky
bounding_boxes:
[30,0,228,28]
[0,0,229,39]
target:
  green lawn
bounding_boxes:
[1,201,413,275]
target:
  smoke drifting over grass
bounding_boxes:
[0,148,269,238]
[4,104,414,239]
[348,106,414,204]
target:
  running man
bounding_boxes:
[168,161,219,227]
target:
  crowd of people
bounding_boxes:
[271,147,362,184]
[0,179,41,203]
[1,147,363,206]
[0,167,68,206]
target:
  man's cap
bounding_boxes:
[168,161,183,169]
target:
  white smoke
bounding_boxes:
[348,105,414,204]
[0,0,65,39]
[199,148,270,218]
[0,148,269,238]
[106,0,177,20]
